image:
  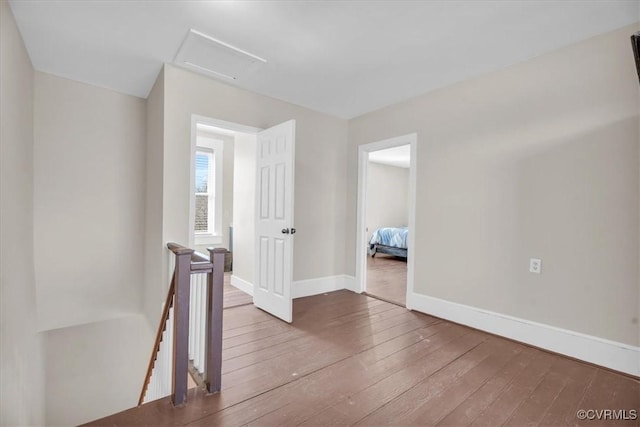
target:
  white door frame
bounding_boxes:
[188,114,262,250]
[355,133,417,309]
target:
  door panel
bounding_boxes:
[275,164,286,219]
[274,239,285,296]
[259,167,270,219]
[254,120,295,323]
[258,237,269,291]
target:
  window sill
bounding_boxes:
[195,234,222,246]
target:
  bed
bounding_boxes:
[368,226,408,259]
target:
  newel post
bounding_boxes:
[205,247,226,393]
[171,246,194,406]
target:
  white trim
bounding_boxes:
[194,234,222,245]
[409,292,640,377]
[229,275,356,300]
[195,137,223,237]
[230,275,254,296]
[355,133,417,308]
[189,116,197,249]
[192,114,263,135]
[343,275,358,293]
[292,275,353,299]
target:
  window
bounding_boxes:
[194,137,223,244]
[195,150,215,234]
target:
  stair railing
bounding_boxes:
[138,243,226,407]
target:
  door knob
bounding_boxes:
[291,228,296,234]
[281,228,290,234]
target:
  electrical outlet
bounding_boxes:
[529,258,542,274]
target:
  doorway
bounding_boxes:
[188,115,298,323]
[356,134,417,308]
[188,115,261,309]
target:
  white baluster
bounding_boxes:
[145,376,151,403]
[201,272,206,373]
[194,274,200,372]
[200,278,207,374]
[159,316,165,398]
[164,305,173,396]
[152,375,157,401]
[194,277,202,371]
[161,314,166,397]
[189,277,195,360]
[151,371,157,402]
[192,279,197,371]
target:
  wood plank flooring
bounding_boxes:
[223,273,253,309]
[89,291,639,426]
[366,254,407,306]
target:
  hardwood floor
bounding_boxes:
[223,273,253,309]
[366,254,407,306]
[89,291,639,426]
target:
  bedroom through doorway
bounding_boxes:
[356,134,417,308]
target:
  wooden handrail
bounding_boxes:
[191,251,209,263]
[168,245,214,273]
[190,261,214,273]
[138,273,176,406]
[167,242,194,256]
[139,243,227,407]
[190,252,214,273]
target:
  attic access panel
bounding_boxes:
[174,29,266,81]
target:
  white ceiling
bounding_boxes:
[369,145,411,169]
[9,1,639,119]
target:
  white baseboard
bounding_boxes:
[343,275,358,293]
[292,275,353,299]
[230,274,355,300]
[408,292,640,377]
[230,275,253,296]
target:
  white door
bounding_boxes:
[254,120,295,322]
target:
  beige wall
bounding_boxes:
[0,0,45,424]
[44,315,152,426]
[34,72,147,330]
[366,162,409,239]
[159,65,348,294]
[347,24,640,346]
[32,73,153,425]
[144,68,165,323]
[232,132,258,284]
